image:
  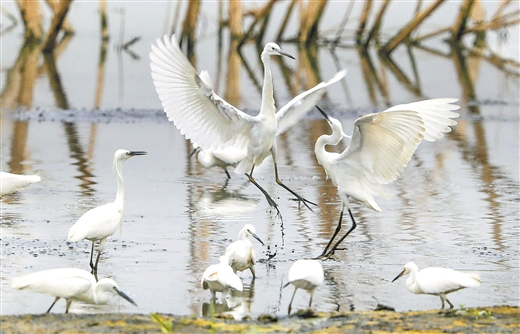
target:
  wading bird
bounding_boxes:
[201,256,244,299]
[11,268,137,313]
[284,259,324,314]
[314,99,460,259]
[224,224,265,278]
[0,172,41,197]
[188,70,347,180]
[392,262,481,310]
[68,149,146,280]
[150,34,346,215]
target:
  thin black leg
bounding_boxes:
[245,165,281,217]
[46,297,60,313]
[274,161,316,211]
[323,208,357,258]
[315,209,344,259]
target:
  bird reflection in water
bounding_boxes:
[202,279,255,320]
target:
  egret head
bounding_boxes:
[96,278,137,306]
[315,106,348,138]
[241,224,265,246]
[114,149,147,162]
[392,262,417,282]
[263,42,295,59]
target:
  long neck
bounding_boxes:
[315,131,342,163]
[260,52,276,119]
[113,159,125,210]
[406,268,422,294]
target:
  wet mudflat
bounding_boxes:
[1,306,519,333]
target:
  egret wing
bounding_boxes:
[336,99,459,186]
[276,69,347,135]
[11,268,93,298]
[417,268,481,294]
[150,34,255,151]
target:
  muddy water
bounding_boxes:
[2,102,518,317]
[1,1,519,317]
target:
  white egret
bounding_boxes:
[0,171,41,197]
[224,224,265,278]
[11,268,137,313]
[283,259,324,314]
[314,99,460,258]
[150,34,346,214]
[201,255,244,299]
[68,149,146,280]
[392,262,481,310]
[188,70,347,180]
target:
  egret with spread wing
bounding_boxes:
[314,99,460,258]
[188,69,346,180]
[150,34,345,214]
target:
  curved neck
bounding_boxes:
[406,268,421,293]
[113,159,125,209]
[315,130,343,160]
[260,52,275,118]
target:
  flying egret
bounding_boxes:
[68,149,146,280]
[188,70,347,180]
[284,259,324,314]
[150,34,346,214]
[201,255,244,299]
[11,268,137,313]
[0,171,41,197]
[313,99,460,258]
[224,224,265,278]
[392,262,481,310]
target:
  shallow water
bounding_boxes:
[1,1,519,317]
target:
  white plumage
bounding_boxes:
[224,224,265,278]
[0,172,41,197]
[150,34,345,213]
[67,149,146,280]
[189,70,347,179]
[284,259,324,314]
[11,268,137,313]
[201,256,244,299]
[392,262,481,310]
[314,99,460,258]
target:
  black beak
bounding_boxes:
[129,151,147,157]
[392,269,406,283]
[252,233,265,246]
[279,49,295,60]
[189,147,201,159]
[315,105,331,121]
[115,287,138,306]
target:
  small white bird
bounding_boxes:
[188,70,347,180]
[11,268,137,313]
[314,99,460,258]
[224,224,265,278]
[151,34,346,214]
[68,149,146,280]
[284,259,324,314]
[201,255,244,299]
[392,262,482,310]
[0,171,41,197]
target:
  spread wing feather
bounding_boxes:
[276,69,347,135]
[150,34,255,151]
[336,98,460,187]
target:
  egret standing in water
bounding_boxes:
[150,34,345,214]
[11,268,137,313]
[314,99,460,258]
[188,70,347,180]
[201,255,244,299]
[284,259,324,314]
[68,149,146,280]
[224,224,265,278]
[392,262,481,310]
[0,172,41,197]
